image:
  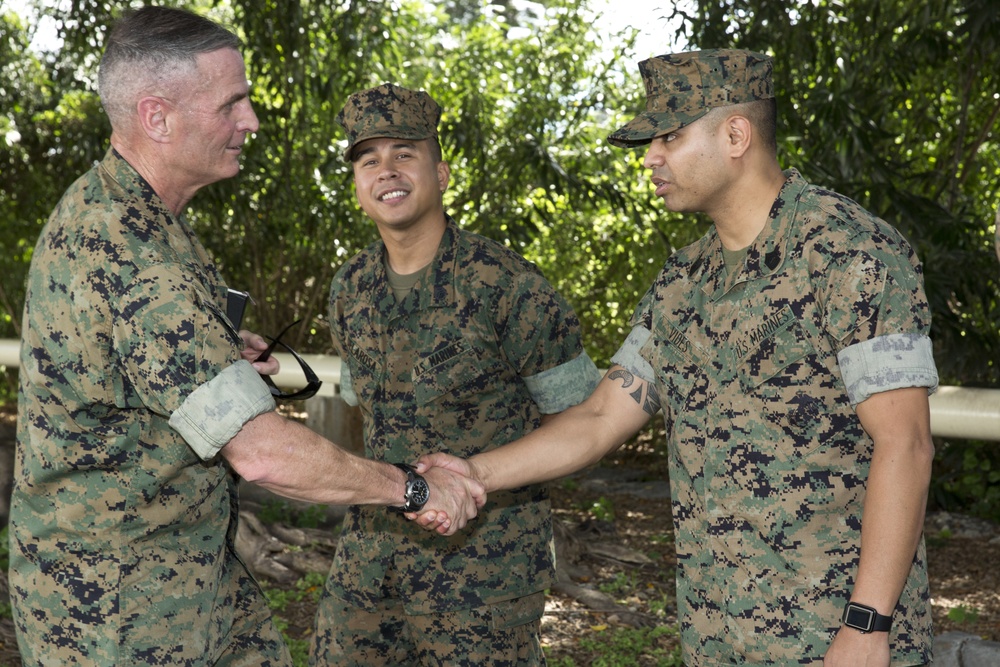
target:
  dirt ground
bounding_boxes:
[0,412,998,665]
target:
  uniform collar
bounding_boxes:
[743,168,807,280]
[99,147,217,282]
[101,147,168,213]
[692,168,808,296]
[379,216,460,321]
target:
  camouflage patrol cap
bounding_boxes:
[336,83,441,160]
[607,49,774,148]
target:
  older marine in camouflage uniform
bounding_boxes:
[9,9,290,663]
[11,147,292,663]
[417,50,938,666]
[11,9,483,666]
[311,84,600,665]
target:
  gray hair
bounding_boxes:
[98,6,241,129]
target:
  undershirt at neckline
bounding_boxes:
[385,256,431,301]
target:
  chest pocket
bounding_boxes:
[736,312,813,386]
[736,313,835,455]
[412,338,507,408]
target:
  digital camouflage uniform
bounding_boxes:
[315,215,599,662]
[606,49,938,665]
[310,82,599,665]
[612,169,937,665]
[11,149,289,666]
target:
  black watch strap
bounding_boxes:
[842,602,892,633]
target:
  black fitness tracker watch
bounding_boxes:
[842,602,892,633]
[389,463,430,513]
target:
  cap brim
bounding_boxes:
[344,128,437,161]
[606,109,709,148]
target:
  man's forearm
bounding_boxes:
[850,431,933,614]
[222,411,483,529]
[825,387,935,665]
[223,411,406,505]
[849,387,935,616]
[468,372,656,492]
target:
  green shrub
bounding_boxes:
[930,439,1000,523]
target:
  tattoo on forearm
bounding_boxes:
[608,368,634,387]
[608,368,660,416]
[642,391,661,416]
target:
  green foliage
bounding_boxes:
[597,570,637,597]
[547,624,682,666]
[284,637,310,667]
[587,496,616,522]
[263,570,326,612]
[946,604,981,625]
[263,570,326,667]
[0,375,15,407]
[0,9,108,342]
[930,439,1000,523]
[257,499,329,529]
[647,591,674,617]
[560,478,580,492]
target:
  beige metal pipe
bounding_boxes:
[1,339,997,441]
[928,385,1000,441]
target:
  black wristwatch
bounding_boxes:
[388,463,430,513]
[842,602,892,633]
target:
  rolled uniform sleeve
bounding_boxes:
[838,334,938,407]
[821,247,938,406]
[610,325,657,385]
[170,360,275,460]
[114,263,272,458]
[610,285,661,406]
[523,351,601,414]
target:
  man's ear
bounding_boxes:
[726,115,753,158]
[437,160,451,193]
[136,96,171,144]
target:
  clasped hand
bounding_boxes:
[405,453,482,536]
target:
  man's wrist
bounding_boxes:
[842,601,893,633]
[466,456,489,492]
[387,463,430,513]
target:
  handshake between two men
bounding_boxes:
[405,452,485,536]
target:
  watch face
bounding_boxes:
[409,478,430,507]
[844,604,875,632]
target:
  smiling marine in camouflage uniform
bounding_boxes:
[310,83,601,666]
